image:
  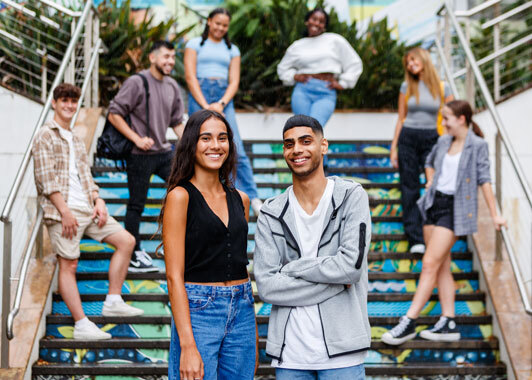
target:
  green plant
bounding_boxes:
[98,0,195,105]
[223,0,411,110]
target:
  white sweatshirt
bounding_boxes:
[277,32,363,89]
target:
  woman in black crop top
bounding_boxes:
[160,110,256,380]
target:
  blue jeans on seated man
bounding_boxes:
[169,282,256,380]
[188,78,259,200]
[276,364,365,380]
[291,78,337,128]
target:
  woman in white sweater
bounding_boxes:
[277,7,362,128]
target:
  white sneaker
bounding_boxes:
[251,198,263,215]
[102,300,144,317]
[73,320,111,340]
[410,244,426,254]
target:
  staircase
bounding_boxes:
[32,140,507,379]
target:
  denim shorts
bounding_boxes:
[425,191,454,231]
[169,281,256,380]
[276,363,365,380]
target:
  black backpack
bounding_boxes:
[96,73,150,162]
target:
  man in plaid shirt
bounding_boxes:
[33,83,144,340]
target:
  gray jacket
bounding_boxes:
[417,129,491,236]
[254,177,372,361]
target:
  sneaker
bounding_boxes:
[102,300,144,317]
[410,243,426,254]
[251,198,263,216]
[419,316,461,342]
[128,249,159,273]
[73,320,111,340]
[381,316,417,345]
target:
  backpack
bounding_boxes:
[404,81,446,135]
[96,73,150,164]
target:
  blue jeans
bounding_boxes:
[291,78,337,127]
[188,79,259,200]
[276,364,365,380]
[169,281,256,380]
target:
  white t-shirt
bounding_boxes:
[436,152,462,195]
[277,32,363,89]
[272,179,366,370]
[57,125,91,210]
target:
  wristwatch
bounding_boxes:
[218,100,226,107]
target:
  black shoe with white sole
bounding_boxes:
[419,316,461,342]
[128,250,159,273]
[381,315,417,345]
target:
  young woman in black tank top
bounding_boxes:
[160,110,256,380]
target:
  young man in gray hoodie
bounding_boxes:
[254,115,371,379]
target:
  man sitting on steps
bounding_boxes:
[32,83,144,340]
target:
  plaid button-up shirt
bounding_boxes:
[32,120,99,224]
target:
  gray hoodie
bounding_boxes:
[254,176,371,361]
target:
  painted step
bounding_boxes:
[32,363,506,378]
[52,299,486,318]
[53,292,486,303]
[64,278,481,295]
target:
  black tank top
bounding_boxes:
[180,181,248,282]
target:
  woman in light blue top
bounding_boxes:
[184,8,262,215]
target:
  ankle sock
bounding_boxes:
[104,294,123,305]
[74,317,92,329]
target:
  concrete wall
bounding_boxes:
[235,111,397,141]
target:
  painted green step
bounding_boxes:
[78,251,473,261]
[111,215,403,223]
[39,338,499,350]
[32,362,507,377]
[52,291,486,303]
[74,271,479,281]
[133,233,407,241]
[96,181,400,190]
[46,314,493,326]
[102,198,401,205]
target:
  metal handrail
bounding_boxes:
[0,0,93,223]
[36,0,82,18]
[5,38,102,341]
[438,0,532,315]
[6,210,42,340]
[454,0,500,17]
[444,0,532,207]
[482,1,532,29]
[453,33,532,78]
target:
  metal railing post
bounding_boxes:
[495,132,502,261]
[444,10,452,67]
[41,49,47,103]
[92,17,99,107]
[1,221,12,368]
[84,11,93,107]
[67,19,76,84]
[493,2,501,102]
[464,18,475,107]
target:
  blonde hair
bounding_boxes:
[403,47,442,103]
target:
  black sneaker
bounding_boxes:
[128,250,159,273]
[381,316,417,345]
[419,316,461,342]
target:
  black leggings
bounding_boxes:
[398,127,439,246]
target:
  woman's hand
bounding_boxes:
[294,74,309,83]
[425,180,433,189]
[492,215,507,231]
[180,346,204,380]
[327,79,343,90]
[207,102,225,115]
[390,147,399,169]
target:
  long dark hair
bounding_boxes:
[303,7,329,37]
[155,110,237,254]
[200,8,232,49]
[445,100,484,138]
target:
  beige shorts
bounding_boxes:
[47,208,123,260]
